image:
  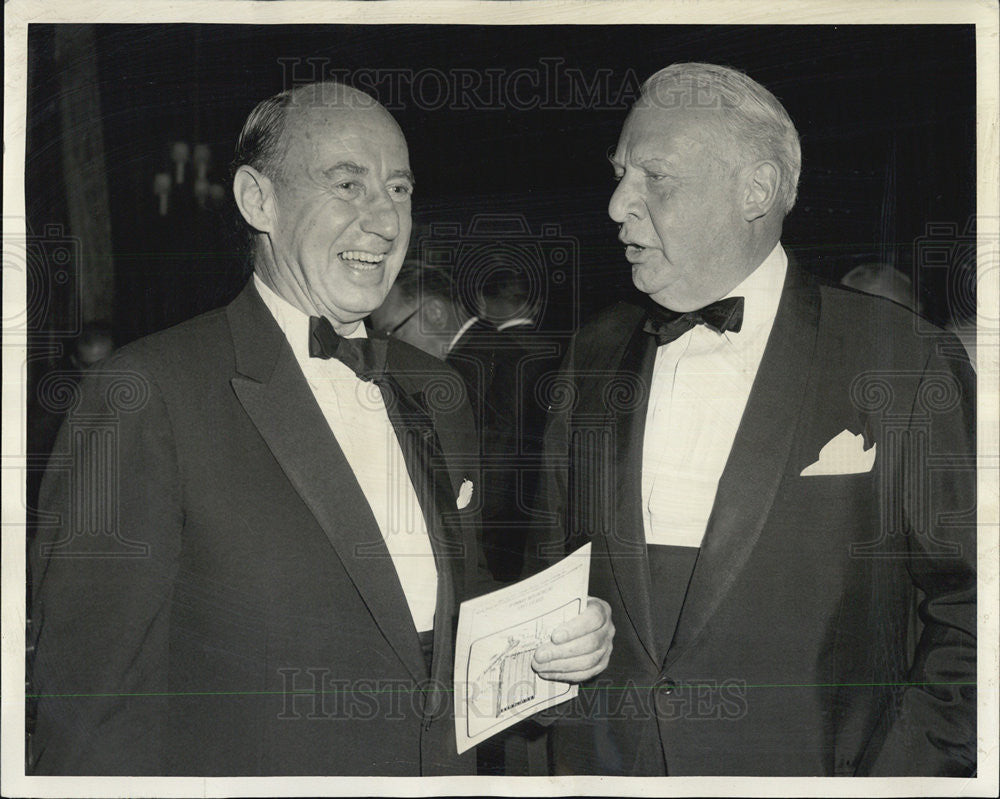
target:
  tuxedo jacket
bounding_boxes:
[534,264,976,776]
[29,281,493,775]
[447,322,542,582]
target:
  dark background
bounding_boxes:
[25,23,977,351]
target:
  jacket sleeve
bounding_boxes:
[860,344,977,776]
[29,353,183,774]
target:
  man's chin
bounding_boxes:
[318,293,384,329]
[633,267,667,300]
[640,282,686,312]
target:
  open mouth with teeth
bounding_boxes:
[338,250,387,270]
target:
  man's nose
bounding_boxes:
[608,177,639,225]
[359,190,401,240]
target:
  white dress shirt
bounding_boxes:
[254,275,438,632]
[496,318,534,331]
[446,315,480,354]
[641,243,787,548]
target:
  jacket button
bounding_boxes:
[655,676,677,695]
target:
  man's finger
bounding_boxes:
[534,622,615,664]
[532,648,606,675]
[533,649,613,684]
[551,597,610,644]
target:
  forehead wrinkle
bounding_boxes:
[272,84,402,172]
[275,100,411,195]
[287,100,395,146]
[626,110,734,179]
[326,161,368,175]
[388,168,416,185]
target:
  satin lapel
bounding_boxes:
[576,309,660,668]
[664,267,821,668]
[384,340,473,587]
[610,322,660,667]
[376,377,467,597]
[225,285,427,682]
[381,340,480,706]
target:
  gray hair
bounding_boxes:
[640,63,801,215]
[230,80,379,182]
[230,88,295,183]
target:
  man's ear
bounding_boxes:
[422,297,450,330]
[233,165,277,233]
[742,161,780,222]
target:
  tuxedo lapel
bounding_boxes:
[609,321,660,667]
[385,338,471,500]
[225,284,428,683]
[664,266,822,668]
[381,339,480,716]
[377,373,466,617]
[575,306,660,668]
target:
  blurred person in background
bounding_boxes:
[839,261,921,312]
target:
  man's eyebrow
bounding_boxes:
[636,157,677,172]
[325,161,368,177]
[323,162,415,185]
[388,168,416,185]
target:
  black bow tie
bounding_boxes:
[308,316,386,381]
[643,296,745,347]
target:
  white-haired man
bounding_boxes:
[534,63,976,776]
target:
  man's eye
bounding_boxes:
[337,181,360,192]
[645,173,666,182]
[388,184,413,200]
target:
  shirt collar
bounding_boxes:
[722,242,787,339]
[446,315,480,354]
[496,318,534,332]
[253,273,367,363]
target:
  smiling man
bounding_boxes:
[533,63,976,776]
[28,81,613,776]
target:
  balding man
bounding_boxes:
[29,82,612,776]
[534,63,976,776]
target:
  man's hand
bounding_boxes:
[531,597,614,683]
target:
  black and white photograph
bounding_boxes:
[2,1,997,796]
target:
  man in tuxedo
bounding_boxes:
[372,263,535,584]
[476,257,566,466]
[534,63,976,776]
[29,81,613,776]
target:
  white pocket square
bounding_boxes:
[456,478,474,509]
[800,430,876,476]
